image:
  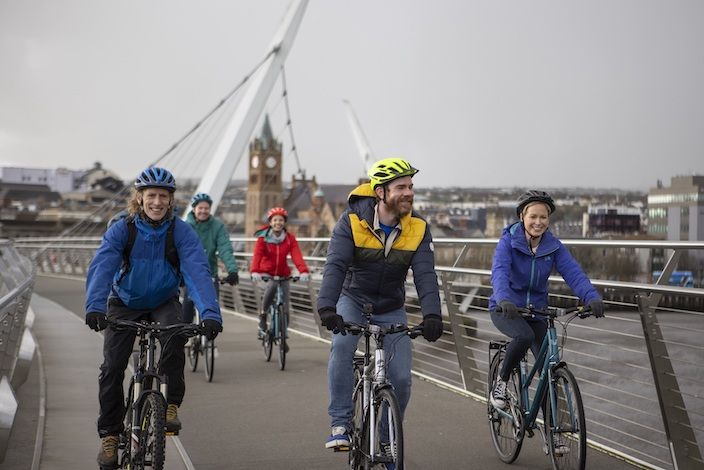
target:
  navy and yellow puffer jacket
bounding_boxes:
[316,184,441,317]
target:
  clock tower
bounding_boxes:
[246,115,283,236]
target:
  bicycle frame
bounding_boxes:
[491,316,560,429]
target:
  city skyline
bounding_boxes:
[1,1,703,190]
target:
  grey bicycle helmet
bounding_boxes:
[516,190,556,217]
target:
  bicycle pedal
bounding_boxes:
[334,445,350,452]
[165,430,179,436]
[525,428,534,438]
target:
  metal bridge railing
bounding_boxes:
[13,236,704,470]
[0,240,36,464]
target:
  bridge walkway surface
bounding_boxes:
[1,276,637,470]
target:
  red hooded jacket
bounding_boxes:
[250,227,309,277]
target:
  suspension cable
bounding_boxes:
[280,67,303,175]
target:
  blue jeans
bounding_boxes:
[327,295,412,430]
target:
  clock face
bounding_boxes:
[251,156,259,168]
[265,156,277,169]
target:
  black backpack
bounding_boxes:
[116,214,180,282]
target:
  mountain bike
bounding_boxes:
[107,318,202,470]
[343,308,423,470]
[185,276,227,382]
[259,275,298,371]
[487,305,595,470]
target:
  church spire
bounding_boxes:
[260,114,274,149]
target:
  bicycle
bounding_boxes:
[487,305,595,470]
[259,275,298,371]
[343,307,423,470]
[185,276,228,382]
[107,318,202,470]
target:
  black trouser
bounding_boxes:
[97,297,186,438]
[182,278,219,324]
[261,279,290,316]
[489,310,547,382]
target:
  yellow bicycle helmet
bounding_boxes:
[368,158,419,190]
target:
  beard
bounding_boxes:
[386,195,414,217]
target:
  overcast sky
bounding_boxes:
[1,1,703,190]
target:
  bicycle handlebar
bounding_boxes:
[343,322,424,339]
[261,275,300,282]
[106,318,203,337]
[516,305,593,319]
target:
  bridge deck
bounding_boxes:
[2,276,637,469]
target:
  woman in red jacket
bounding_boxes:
[250,207,310,335]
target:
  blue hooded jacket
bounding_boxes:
[85,214,222,323]
[488,222,601,310]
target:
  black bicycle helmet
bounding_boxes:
[134,167,176,192]
[516,190,556,217]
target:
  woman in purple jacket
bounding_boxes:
[488,190,604,410]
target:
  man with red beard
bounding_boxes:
[316,157,443,455]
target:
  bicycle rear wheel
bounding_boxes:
[138,393,166,470]
[365,388,404,470]
[546,366,586,470]
[487,348,523,463]
[204,338,215,382]
[277,305,287,370]
[187,337,199,372]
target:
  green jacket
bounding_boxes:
[186,212,238,276]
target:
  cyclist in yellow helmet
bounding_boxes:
[316,157,443,452]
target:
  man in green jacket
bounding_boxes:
[183,192,239,324]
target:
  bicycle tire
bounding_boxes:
[277,305,287,370]
[138,393,166,470]
[204,338,215,382]
[188,337,199,372]
[121,379,135,466]
[362,388,403,470]
[263,309,273,362]
[487,349,523,463]
[348,366,366,469]
[545,366,586,470]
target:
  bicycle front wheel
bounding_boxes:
[138,394,166,470]
[487,348,523,463]
[187,337,199,372]
[277,305,287,371]
[546,366,586,470]
[348,366,365,468]
[364,388,404,470]
[204,338,215,382]
[262,314,273,362]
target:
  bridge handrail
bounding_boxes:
[12,235,704,470]
[0,240,36,464]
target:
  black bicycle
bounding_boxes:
[344,312,423,470]
[260,275,298,370]
[107,318,202,470]
[186,310,216,382]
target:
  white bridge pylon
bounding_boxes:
[189,0,309,215]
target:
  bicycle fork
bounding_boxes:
[367,347,387,464]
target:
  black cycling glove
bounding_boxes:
[420,314,443,342]
[86,312,108,331]
[319,308,346,335]
[588,299,605,318]
[497,300,518,319]
[201,319,223,340]
[224,272,239,286]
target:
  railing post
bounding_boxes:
[440,271,479,392]
[636,295,702,470]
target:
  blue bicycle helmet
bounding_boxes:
[134,167,176,192]
[191,192,213,207]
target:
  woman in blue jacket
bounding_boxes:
[488,190,604,410]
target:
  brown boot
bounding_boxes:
[166,403,182,434]
[97,435,119,468]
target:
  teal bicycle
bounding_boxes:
[487,305,595,470]
[260,275,298,370]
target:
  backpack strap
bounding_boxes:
[165,217,180,273]
[117,215,137,283]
